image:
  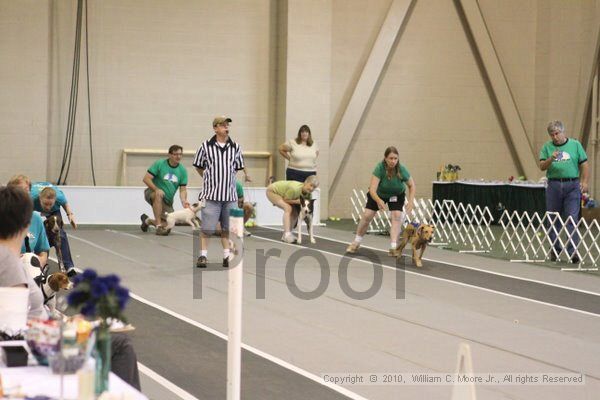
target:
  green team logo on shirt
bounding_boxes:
[163,173,179,183]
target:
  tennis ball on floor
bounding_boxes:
[335,217,341,221]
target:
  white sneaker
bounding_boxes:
[244,228,252,237]
[282,233,296,243]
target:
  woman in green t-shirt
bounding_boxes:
[267,175,319,243]
[346,146,415,255]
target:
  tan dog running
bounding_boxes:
[392,223,435,267]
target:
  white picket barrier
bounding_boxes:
[500,209,600,271]
[350,189,599,271]
[349,190,494,252]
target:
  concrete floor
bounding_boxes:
[63,224,600,400]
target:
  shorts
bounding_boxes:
[365,191,405,211]
[144,188,174,213]
[285,168,316,183]
[201,200,236,234]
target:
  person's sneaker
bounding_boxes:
[282,233,296,243]
[140,214,149,232]
[223,257,229,268]
[346,242,360,253]
[243,228,252,237]
[155,226,170,236]
[549,252,557,262]
[196,256,207,268]
[66,268,78,278]
[571,255,580,264]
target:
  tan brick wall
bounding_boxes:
[0,0,50,184]
[1,0,599,216]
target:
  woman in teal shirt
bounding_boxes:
[346,146,415,255]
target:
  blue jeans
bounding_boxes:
[545,179,581,257]
[48,210,75,270]
[201,200,236,234]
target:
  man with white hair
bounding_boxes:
[539,120,589,263]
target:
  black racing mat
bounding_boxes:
[126,298,351,400]
[249,227,600,316]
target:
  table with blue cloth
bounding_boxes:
[432,180,546,224]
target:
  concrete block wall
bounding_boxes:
[1,0,599,217]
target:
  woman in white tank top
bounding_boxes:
[278,125,319,182]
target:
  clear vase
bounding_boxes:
[94,325,111,395]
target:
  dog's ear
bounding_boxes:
[416,225,424,237]
[192,202,199,208]
[47,274,60,292]
[57,217,64,229]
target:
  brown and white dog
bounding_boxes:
[164,203,202,230]
[43,215,65,272]
[393,223,435,267]
[37,272,73,312]
[292,196,316,245]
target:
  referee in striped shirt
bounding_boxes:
[193,116,250,268]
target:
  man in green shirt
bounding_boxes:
[539,120,589,263]
[140,145,189,236]
[236,180,255,236]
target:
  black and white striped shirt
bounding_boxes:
[193,135,245,201]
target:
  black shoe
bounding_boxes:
[140,214,149,232]
[67,268,78,278]
[571,255,580,264]
[196,255,207,268]
[223,257,229,268]
[549,252,557,262]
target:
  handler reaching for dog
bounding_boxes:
[346,146,415,255]
[266,175,319,243]
[140,144,189,236]
[30,181,79,277]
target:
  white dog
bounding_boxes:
[164,203,201,230]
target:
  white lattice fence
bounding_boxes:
[350,190,495,252]
[500,210,600,271]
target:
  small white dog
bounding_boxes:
[164,203,201,230]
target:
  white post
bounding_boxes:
[227,207,244,400]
